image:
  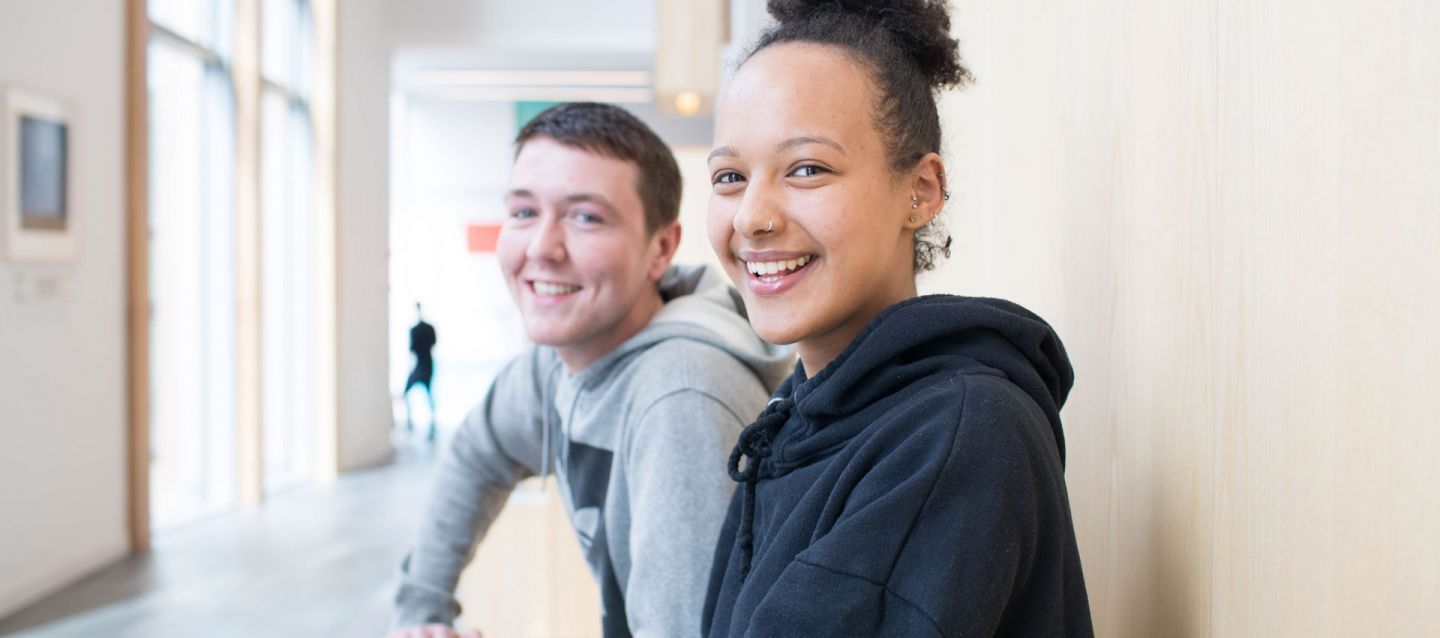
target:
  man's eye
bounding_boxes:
[713,171,744,185]
[510,207,537,219]
[791,165,826,178]
[574,211,603,224]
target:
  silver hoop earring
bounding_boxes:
[942,187,951,201]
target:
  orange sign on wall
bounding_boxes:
[467,224,502,253]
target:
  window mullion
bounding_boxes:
[150,21,226,69]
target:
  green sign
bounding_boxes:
[515,101,564,133]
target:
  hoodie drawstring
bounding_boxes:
[726,397,792,580]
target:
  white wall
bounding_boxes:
[672,145,726,273]
[933,1,1440,635]
[335,0,396,470]
[0,0,128,618]
[381,0,654,51]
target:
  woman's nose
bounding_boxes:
[733,181,784,239]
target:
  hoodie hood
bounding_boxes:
[568,263,795,394]
[773,294,1074,470]
[542,263,793,486]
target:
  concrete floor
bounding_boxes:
[0,442,438,638]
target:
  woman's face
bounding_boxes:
[708,42,928,372]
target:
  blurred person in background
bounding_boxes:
[403,302,438,440]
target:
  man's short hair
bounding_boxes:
[515,102,682,234]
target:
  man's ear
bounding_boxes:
[648,221,682,280]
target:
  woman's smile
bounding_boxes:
[738,252,817,295]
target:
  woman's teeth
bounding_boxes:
[533,281,579,296]
[745,255,812,278]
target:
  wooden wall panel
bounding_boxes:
[936,2,1219,635]
[1213,1,1440,635]
[940,1,1440,635]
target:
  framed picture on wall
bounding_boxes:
[3,87,75,263]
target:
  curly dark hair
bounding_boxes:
[745,0,972,272]
[515,102,682,234]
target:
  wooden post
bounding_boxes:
[124,0,151,553]
[234,0,264,506]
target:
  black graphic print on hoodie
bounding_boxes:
[703,295,1093,637]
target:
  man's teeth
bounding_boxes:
[746,255,812,276]
[533,281,580,296]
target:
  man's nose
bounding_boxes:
[525,216,567,262]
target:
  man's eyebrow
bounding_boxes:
[564,192,618,213]
[707,145,739,163]
[503,190,615,209]
[778,135,845,154]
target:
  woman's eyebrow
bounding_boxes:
[708,136,846,164]
[778,135,845,154]
[708,145,739,163]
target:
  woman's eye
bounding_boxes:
[713,171,745,186]
[510,207,537,219]
[791,165,827,178]
[573,211,603,224]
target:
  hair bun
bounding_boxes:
[767,0,971,89]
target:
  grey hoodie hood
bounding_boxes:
[546,262,796,488]
[566,263,795,393]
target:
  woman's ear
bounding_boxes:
[905,152,948,229]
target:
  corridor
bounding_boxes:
[0,446,434,637]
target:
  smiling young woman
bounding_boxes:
[702,1,1095,636]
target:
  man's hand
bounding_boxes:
[384,625,482,638]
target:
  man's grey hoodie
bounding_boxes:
[393,264,794,637]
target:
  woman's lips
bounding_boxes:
[740,255,815,297]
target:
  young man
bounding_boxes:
[390,103,791,638]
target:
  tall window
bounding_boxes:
[146,0,239,532]
[260,0,318,494]
[144,0,324,530]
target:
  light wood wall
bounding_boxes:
[932,1,1440,635]
[456,479,602,638]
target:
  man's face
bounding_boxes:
[498,136,674,368]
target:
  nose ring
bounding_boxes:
[757,218,773,234]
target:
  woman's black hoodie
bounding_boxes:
[703,295,1093,637]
